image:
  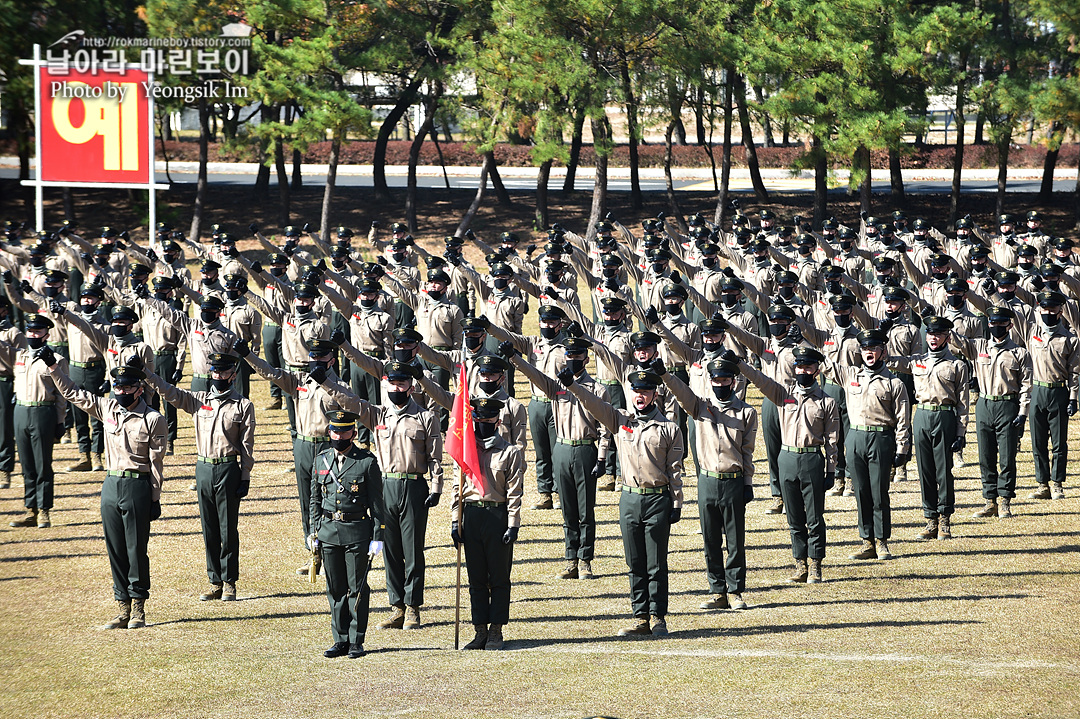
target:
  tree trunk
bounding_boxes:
[254,105,274,200]
[754,85,775,148]
[974,111,985,145]
[486,151,513,207]
[318,133,342,244]
[889,147,905,204]
[735,74,769,202]
[950,53,969,224]
[695,85,707,146]
[858,146,871,213]
[663,120,685,230]
[456,154,490,237]
[373,75,425,201]
[275,138,290,227]
[995,136,1010,217]
[62,188,75,223]
[812,131,827,225]
[188,99,211,242]
[586,116,610,240]
[291,147,302,191]
[1074,146,1080,233]
[535,158,552,230]
[619,56,642,211]
[1040,122,1064,201]
[406,95,438,233]
[713,68,734,226]
[563,107,586,193]
[673,117,687,146]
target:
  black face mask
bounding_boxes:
[566,358,585,375]
[109,324,130,337]
[387,389,409,406]
[360,298,377,309]
[545,274,561,286]
[474,421,498,440]
[200,310,218,324]
[875,274,891,285]
[153,292,170,301]
[211,377,233,392]
[464,335,484,350]
[493,277,510,289]
[81,301,100,314]
[795,373,815,387]
[270,267,286,277]
[332,260,347,270]
[0,316,9,330]
[798,246,813,257]
[703,340,723,353]
[755,256,770,266]
[603,318,622,327]
[163,253,178,264]
[721,294,739,308]
[826,281,842,295]
[931,270,949,281]
[602,268,618,279]
[1041,312,1060,327]
[393,348,413,362]
[540,326,560,340]
[769,323,788,337]
[392,252,406,263]
[833,314,852,328]
[30,257,44,267]
[946,295,965,308]
[428,290,444,301]
[989,325,1009,340]
[712,384,734,401]
[478,379,500,394]
[1018,260,1034,270]
[778,286,795,300]
[664,303,681,315]
[651,263,666,274]
[295,304,312,316]
[113,390,139,408]
[226,290,242,301]
[702,257,717,268]
[201,276,216,286]
[27,336,47,350]
[43,286,60,298]
[998,291,1015,301]
[840,241,853,252]
[331,437,354,452]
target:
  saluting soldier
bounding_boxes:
[453,397,525,651]
[736,346,839,584]
[311,360,443,632]
[455,258,527,395]
[39,352,166,630]
[138,288,239,394]
[221,273,262,398]
[949,306,1031,519]
[564,369,684,638]
[418,353,527,450]
[140,353,255,601]
[309,410,385,660]
[0,297,18,489]
[662,357,757,611]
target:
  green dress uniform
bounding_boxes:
[568,371,683,635]
[309,432,385,652]
[663,361,757,601]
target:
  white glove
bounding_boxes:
[368,540,383,557]
[306,533,318,552]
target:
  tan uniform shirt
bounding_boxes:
[658,314,700,370]
[418,373,528,449]
[950,334,1032,416]
[246,353,343,439]
[450,435,525,528]
[143,297,238,377]
[0,324,22,375]
[488,325,565,401]
[321,284,395,358]
[513,359,601,442]
[386,278,464,350]
[663,372,756,483]
[831,363,912,454]
[1024,320,1080,401]
[14,346,68,424]
[889,350,971,436]
[223,297,263,354]
[49,366,166,498]
[461,264,526,334]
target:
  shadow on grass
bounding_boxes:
[0,552,101,562]
[0,534,100,545]
[0,574,38,581]
[748,593,1030,610]
[151,610,323,626]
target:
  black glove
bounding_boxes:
[47,299,64,315]
[424,493,441,508]
[170,368,183,385]
[604,278,620,293]
[282,239,298,257]
[543,285,559,298]
[556,367,575,387]
[145,248,158,263]
[250,260,263,275]
[824,472,835,490]
[97,380,111,396]
[860,210,869,221]
[307,363,328,384]
[371,220,381,230]
[650,358,667,376]
[670,271,682,285]
[502,526,519,545]
[232,338,251,358]
[565,321,583,338]
[893,453,909,467]
[592,459,605,479]
[134,282,149,299]
[451,521,462,549]
[878,317,894,333]
[497,341,518,360]
[981,278,996,294]
[722,266,736,278]
[376,256,388,266]
[0,270,11,284]
[313,258,327,271]
[236,481,250,498]
[329,329,346,346]
[920,305,935,319]
[951,437,966,453]
[35,345,57,368]
[668,506,682,524]
[369,264,386,278]
[20,279,32,295]
[1032,276,1045,291]
[224,246,239,258]
[720,349,740,364]
[786,323,803,342]
[80,252,93,264]
[445,253,461,266]
[464,229,474,240]
[645,306,660,327]
[525,244,536,256]
[248,222,260,236]
[150,501,161,521]
[124,354,145,371]
[1070,400,1078,417]
[742,485,754,503]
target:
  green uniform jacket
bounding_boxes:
[309,445,385,546]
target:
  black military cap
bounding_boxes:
[882,286,909,302]
[1026,211,1043,221]
[445,236,465,249]
[472,397,504,419]
[777,226,795,238]
[200,260,221,273]
[562,337,592,354]
[998,214,1015,225]
[955,217,973,230]
[643,234,666,249]
[385,360,421,381]
[768,304,796,321]
[699,318,728,334]
[427,269,451,285]
[865,216,880,228]
[1037,290,1067,308]
[912,218,930,230]
[111,306,138,323]
[732,214,749,227]
[537,305,566,322]
[268,253,289,265]
[662,283,688,300]
[207,353,240,370]
[698,242,720,255]
[646,248,672,262]
[391,222,408,233]
[358,279,381,294]
[969,245,990,259]
[1053,237,1074,250]
[155,222,171,233]
[923,316,954,333]
[829,294,854,310]
[986,306,1015,323]
[100,226,118,239]
[25,314,55,331]
[476,355,509,373]
[330,245,351,259]
[392,327,424,344]
[838,227,857,239]
[774,270,798,284]
[995,270,1019,285]
[760,210,776,221]
[294,282,320,298]
[690,226,710,239]
[857,329,888,347]
[326,410,360,428]
[389,238,411,252]
[944,277,967,293]
[822,264,843,279]
[721,277,745,292]
[1039,260,1062,276]
[81,285,106,299]
[707,358,740,378]
[751,239,771,252]
[822,218,839,230]
[630,331,661,348]
[306,338,338,356]
[499,231,520,244]
[600,297,627,312]
[735,227,754,241]
[641,219,662,232]
[490,262,514,277]
[628,370,662,390]
[42,269,68,283]
[29,243,48,256]
[1018,243,1038,256]
[94,245,113,257]
[336,226,354,239]
[596,220,614,233]
[210,224,224,236]
[284,225,301,238]
[149,276,174,291]
[544,259,568,273]
[795,233,816,246]
[893,210,908,220]
[128,263,151,277]
[110,366,144,385]
[600,253,623,267]
[878,223,896,236]
[217,232,236,245]
[929,253,951,267]
[792,346,825,365]
[543,242,566,255]
[200,296,225,312]
[484,253,503,266]
[462,316,488,332]
[160,240,182,254]
[224,273,247,288]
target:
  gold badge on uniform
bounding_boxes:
[350,483,359,493]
